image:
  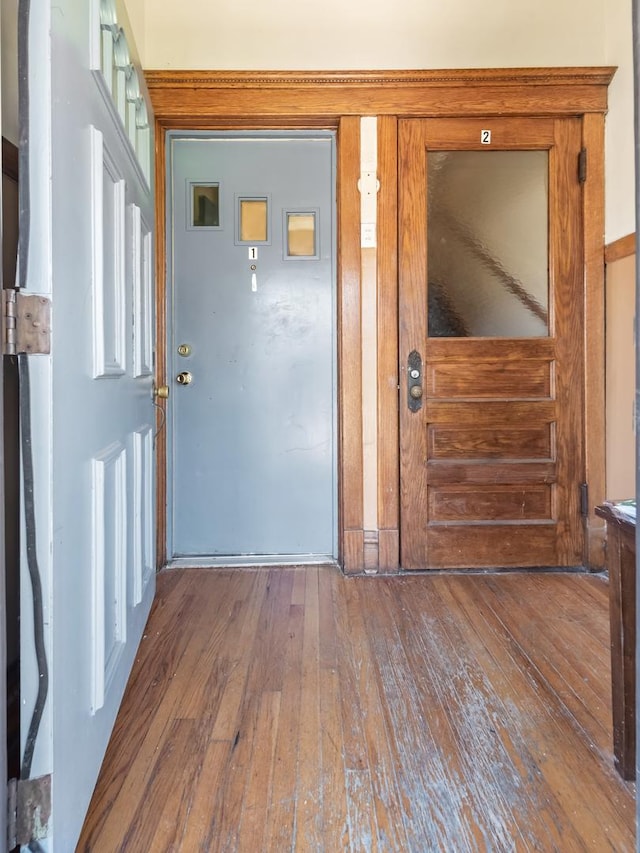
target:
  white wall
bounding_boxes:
[605,0,634,241]
[140,0,636,240]
[123,0,146,66]
[1,0,18,145]
[144,0,606,70]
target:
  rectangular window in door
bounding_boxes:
[427,150,549,338]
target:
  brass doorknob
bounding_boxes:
[409,385,423,400]
[176,371,193,386]
[154,384,170,399]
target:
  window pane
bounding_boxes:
[427,150,549,338]
[287,212,316,257]
[192,184,220,227]
[240,198,268,242]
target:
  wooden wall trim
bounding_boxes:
[147,68,616,87]
[583,112,607,569]
[153,114,364,573]
[376,116,400,573]
[154,126,168,568]
[338,117,365,574]
[150,68,612,574]
[146,67,614,121]
[605,233,636,264]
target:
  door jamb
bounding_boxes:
[153,116,363,571]
[148,67,614,573]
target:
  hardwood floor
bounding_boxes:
[78,568,635,852]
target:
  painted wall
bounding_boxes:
[137,0,634,241]
[605,0,634,242]
[605,253,636,498]
[1,0,18,145]
[143,0,606,71]
[122,0,146,67]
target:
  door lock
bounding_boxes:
[407,350,423,412]
[176,371,193,386]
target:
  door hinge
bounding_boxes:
[2,290,52,355]
[7,775,51,849]
[580,482,589,517]
[578,148,587,183]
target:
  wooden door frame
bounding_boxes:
[147,67,614,573]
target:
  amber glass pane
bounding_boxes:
[427,151,549,337]
[240,198,268,242]
[287,212,316,257]
[192,185,220,227]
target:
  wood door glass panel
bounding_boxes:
[399,117,584,570]
[427,151,549,338]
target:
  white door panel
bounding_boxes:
[20,1,155,848]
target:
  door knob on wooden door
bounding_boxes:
[407,350,423,412]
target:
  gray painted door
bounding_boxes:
[169,135,336,560]
[23,2,155,848]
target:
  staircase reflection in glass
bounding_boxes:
[427,150,549,338]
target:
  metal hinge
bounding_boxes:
[2,290,51,355]
[7,775,51,849]
[580,482,589,518]
[578,148,587,183]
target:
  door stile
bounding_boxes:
[550,117,585,564]
[398,120,429,568]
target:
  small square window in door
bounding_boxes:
[191,184,221,228]
[236,197,270,244]
[285,210,319,259]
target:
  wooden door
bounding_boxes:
[399,117,584,570]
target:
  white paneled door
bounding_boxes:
[20,1,155,849]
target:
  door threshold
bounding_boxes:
[166,554,338,569]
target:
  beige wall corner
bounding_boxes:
[144,0,606,70]
[123,0,146,66]
[1,0,18,145]
[605,0,634,242]
[605,251,636,499]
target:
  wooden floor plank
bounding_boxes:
[292,566,325,851]
[317,567,350,850]
[78,568,636,853]
[446,575,635,846]
[262,594,304,851]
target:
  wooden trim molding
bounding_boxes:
[146,67,615,122]
[582,113,607,569]
[152,105,364,573]
[605,233,636,264]
[150,67,613,573]
[154,126,168,568]
[376,116,400,573]
[338,117,365,573]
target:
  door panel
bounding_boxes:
[22,2,156,848]
[399,117,584,569]
[169,135,336,560]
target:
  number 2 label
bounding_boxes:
[481,130,491,145]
